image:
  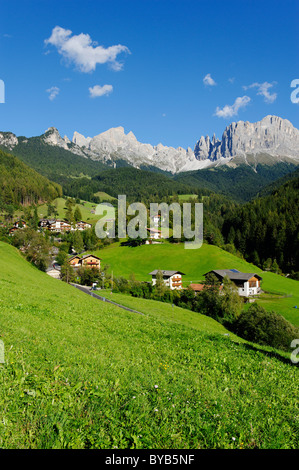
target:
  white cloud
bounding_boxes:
[46,86,60,101]
[214,95,251,118]
[45,26,130,73]
[243,81,277,103]
[203,73,216,86]
[89,84,113,98]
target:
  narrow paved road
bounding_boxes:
[71,283,146,316]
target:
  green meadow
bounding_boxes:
[93,191,117,202]
[37,197,99,223]
[93,242,299,327]
[0,241,298,449]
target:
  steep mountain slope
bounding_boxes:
[1,115,298,175]
[0,149,62,206]
[255,167,299,198]
[70,115,299,171]
[174,162,297,202]
[221,171,299,272]
[0,132,108,180]
[194,115,299,165]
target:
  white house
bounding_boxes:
[152,214,161,226]
[149,270,185,290]
[151,214,166,226]
[73,221,92,231]
[48,220,71,232]
[147,227,162,239]
[39,219,92,232]
[205,269,262,297]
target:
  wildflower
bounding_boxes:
[154,385,158,389]
[154,408,158,412]
[232,437,236,441]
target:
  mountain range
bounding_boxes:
[1,115,299,175]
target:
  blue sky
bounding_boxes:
[0,0,298,148]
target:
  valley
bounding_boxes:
[0,114,298,450]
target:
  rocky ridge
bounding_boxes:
[1,115,298,173]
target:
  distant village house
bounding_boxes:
[9,220,27,235]
[38,219,92,232]
[147,227,162,240]
[68,254,101,270]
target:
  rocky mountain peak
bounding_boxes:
[0,131,18,150]
[194,115,299,163]
[0,115,298,174]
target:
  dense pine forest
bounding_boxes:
[221,174,299,273]
[174,162,297,202]
[0,136,108,180]
[0,149,62,208]
[57,167,196,203]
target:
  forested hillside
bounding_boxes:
[59,167,196,203]
[222,174,299,272]
[0,149,62,207]
[174,163,297,202]
[0,136,107,180]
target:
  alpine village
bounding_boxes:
[0,0,299,453]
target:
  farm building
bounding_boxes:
[205,269,262,297]
[188,283,205,293]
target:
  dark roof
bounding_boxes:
[81,254,102,260]
[68,254,81,261]
[205,269,262,281]
[147,227,161,233]
[149,270,185,277]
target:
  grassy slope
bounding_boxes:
[94,242,299,326]
[0,241,298,449]
[37,197,101,224]
[93,191,117,202]
[99,290,239,340]
[37,197,115,225]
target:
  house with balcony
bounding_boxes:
[80,254,101,269]
[204,269,262,297]
[73,221,92,231]
[149,270,185,290]
[68,254,101,270]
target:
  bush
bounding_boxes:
[233,303,299,351]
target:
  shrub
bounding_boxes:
[233,303,299,351]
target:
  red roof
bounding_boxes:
[189,283,205,292]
